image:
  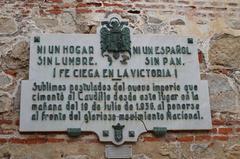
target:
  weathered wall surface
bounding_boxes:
[0,0,240,159]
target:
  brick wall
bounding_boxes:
[0,0,240,158]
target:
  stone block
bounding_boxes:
[0,73,12,89]
[225,144,240,159]
[0,93,12,113]
[34,18,58,29]
[0,17,17,34]
[209,34,240,68]
[1,41,29,70]
[170,19,185,25]
[207,73,237,112]
[132,154,151,159]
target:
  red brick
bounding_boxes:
[143,137,161,142]
[0,138,7,144]
[198,50,204,64]
[0,120,12,125]
[103,3,131,7]
[47,0,63,3]
[47,138,65,143]
[177,136,194,142]
[195,135,211,141]
[9,138,26,144]
[4,69,17,77]
[135,4,165,9]
[0,129,14,135]
[76,9,92,13]
[212,119,225,125]
[210,128,217,134]
[76,3,88,7]
[15,119,20,126]
[213,135,228,141]
[9,137,47,144]
[236,128,240,132]
[76,2,102,7]
[95,9,107,13]
[63,3,71,8]
[25,138,47,144]
[112,9,125,13]
[51,5,61,9]
[47,9,62,15]
[86,2,102,7]
[218,128,233,135]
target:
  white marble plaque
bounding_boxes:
[20,14,212,145]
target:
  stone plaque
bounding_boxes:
[105,145,132,159]
[20,14,212,145]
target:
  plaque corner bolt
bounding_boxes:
[67,128,81,137]
[187,37,193,44]
[34,36,40,43]
[153,127,167,137]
